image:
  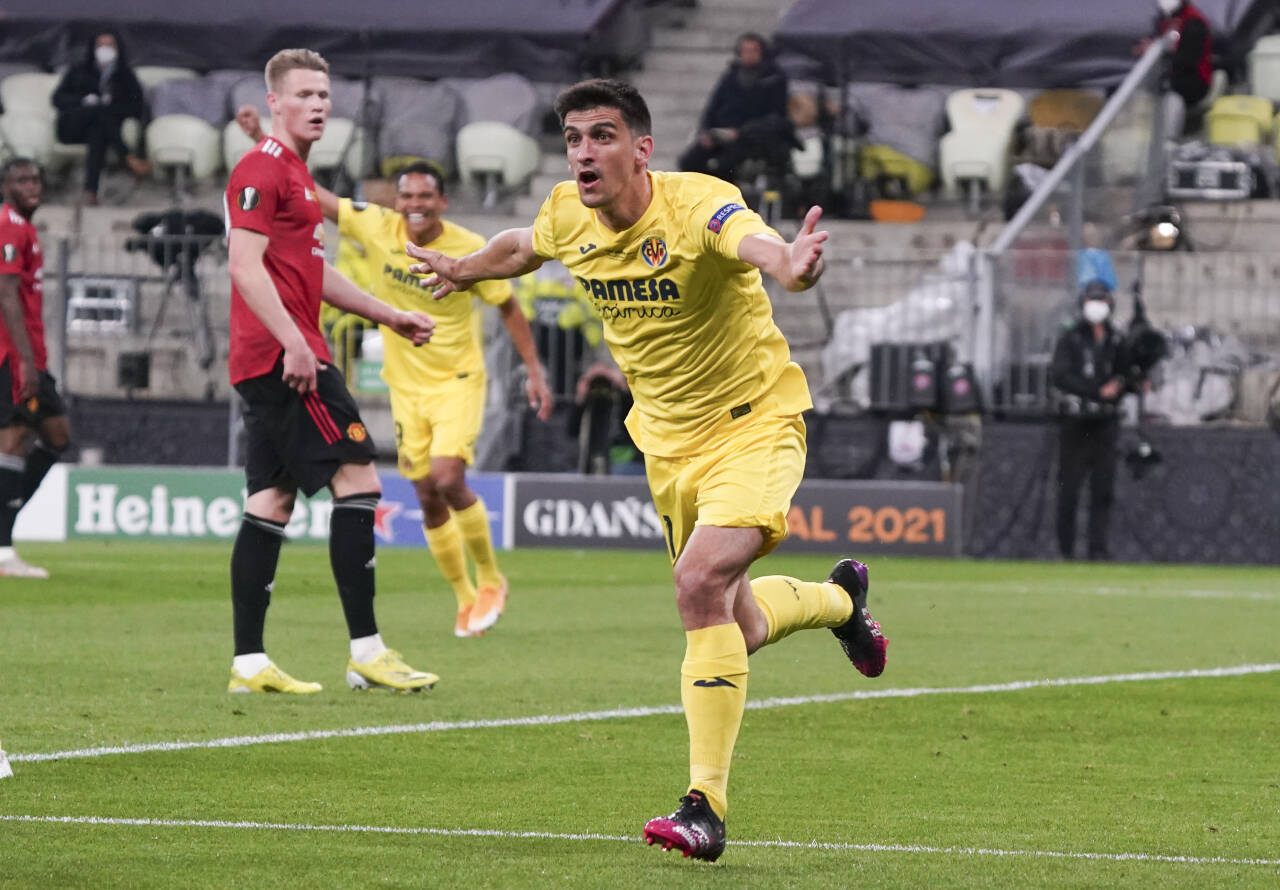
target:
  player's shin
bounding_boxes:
[0,456,24,547]
[230,514,287,654]
[454,498,501,588]
[21,440,64,501]
[681,622,749,820]
[749,575,853,646]
[424,517,477,608]
[330,492,380,640]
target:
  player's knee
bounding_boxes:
[673,562,720,611]
[38,433,70,455]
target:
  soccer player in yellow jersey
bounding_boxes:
[236,104,553,637]
[405,79,888,861]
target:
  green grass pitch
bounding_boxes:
[1,541,1277,889]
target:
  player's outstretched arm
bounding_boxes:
[229,228,323,393]
[737,204,828,292]
[497,297,553,420]
[320,263,434,346]
[405,226,543,300]
[234,104,340,220]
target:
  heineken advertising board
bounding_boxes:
[65,467,506,547]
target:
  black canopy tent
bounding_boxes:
[773,0,1275,89]
[0,0,646,82]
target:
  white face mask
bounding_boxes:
[94,45,118,67]
[1156,0,1180,15]
[1082,300,1111,325]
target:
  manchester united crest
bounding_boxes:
[347,422,368,442]
[639,235,668,269]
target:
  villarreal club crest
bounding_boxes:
[640,235,668,269]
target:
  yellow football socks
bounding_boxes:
[454,499,502,589]
[681,622,749,820]
[424,518,477,608]
[749,575,854,647]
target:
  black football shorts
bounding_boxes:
[235,358,377,497]
[0,357,66,428]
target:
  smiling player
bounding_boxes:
[404,79,889,861]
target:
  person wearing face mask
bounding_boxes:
[1050,281,1126,560]
[51,30,152,206]
[677,33,794,184]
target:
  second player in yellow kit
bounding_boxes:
[405,81,888,862]
[337,164,551,637]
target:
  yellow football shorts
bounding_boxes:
[389,371,486,479]
[645,411,807,563]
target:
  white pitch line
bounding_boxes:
[1,815,1277,868]
[11,663,1280,764]
[889,580,1280,601]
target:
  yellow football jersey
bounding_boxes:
[337,198,512,386]
[530,171,811,457]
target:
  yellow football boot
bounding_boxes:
[228,662,323,694]
[346,650,438,692]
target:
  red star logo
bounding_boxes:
[373,500,402,542]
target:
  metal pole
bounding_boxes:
[991,30,1178,256]
[55,237,71,405]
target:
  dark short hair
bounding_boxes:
[396,160,446,196]
[1079,280,1114,303]
[1,156,41,184]
[553,79,651,137]
[736,32,769,56]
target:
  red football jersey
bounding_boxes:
[0,202,47,372]
[224,137,331,384]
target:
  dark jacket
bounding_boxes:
[699,59,789,134]
[1157,3,1212,105]
[1050,320,1125,418]
[52,33,147,120]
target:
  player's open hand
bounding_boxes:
[282,343,322,394]
[405,243,466,299]
[790,205,828,290]
[389,310,435,346]
[17,358,39,401]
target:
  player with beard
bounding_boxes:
[0,157,71,578]
[237,103,552,637]
[224,49,437,694]
[405,79,889,861]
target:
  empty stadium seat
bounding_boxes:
[373,76,460,176]
[0,72,59,116]
[307,117,373,180]
[1247,34,1280,104]
[146,114,222,180]
[134,66,200,94]
[1206,95,1273,147]
[445,73,540,133]
[456,120,540,207]
[939,88,1025,204]
[0,113,54,165]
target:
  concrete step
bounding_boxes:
[636,48,731,78]
[650,28,743,53]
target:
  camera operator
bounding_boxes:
[1050,281,1126,560]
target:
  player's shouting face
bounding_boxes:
[268,68,331,148]
[562,107,650,210]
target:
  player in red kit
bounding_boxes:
[0,157,71,578]
[225,49,438,694]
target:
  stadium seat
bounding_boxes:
[1205,95,1273,147]
[134,66,200,94]
[307,117,373,180]
[145,114,222,180]
[373,76,461,176]
[939,88,1025,205]
[858,144,933,197]
[846,82,947,197]
[0,72,59,116]
[455,120,540,207]
[0,113,54,165]
[445,73,540,133]
[1247,34,1280,104]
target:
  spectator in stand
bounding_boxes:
[1137,1,1212,135]
[678,33,794,184]
[52,31,152,206]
